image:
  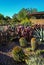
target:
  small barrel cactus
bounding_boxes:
[19,37,28,47]
[12,46,25,62]
[31,38,37,51]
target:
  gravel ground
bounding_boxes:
[0,53,26,65]
[0,41,26,65]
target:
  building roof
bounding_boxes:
[29,11,44,16]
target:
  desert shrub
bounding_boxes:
[20,18,32,26]
[36,50,44,55]
[12,46,25,62]
[19,37,28,47]
[31,38,37,51]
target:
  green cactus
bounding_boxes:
[12,46,25,62]
[19,37,27,47]
[31,38,37,51]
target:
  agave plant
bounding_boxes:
[33,24,44,42]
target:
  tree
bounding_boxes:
[12,8,30,21]
[0,14,6,24]
[5,16,11,24]
[17,8,30,20]
[20,17,32,26]
[12,8,37,21]
[0,14,4,20]
[0,8,38,25]
[29,8,37,14]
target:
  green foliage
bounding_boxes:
[25,55,44,65]
[0,14,4,20]
[20,18,32,26]
[0,8,37,25]
[25,48,32,52]
[5,16,11,24]
[0,20,6,24]
[29,8,37,14]
[12,46,25,62]
[0,14,6,25]
[36,50,44,55]
[12,8,37,26]
[19,37,28,47]
[17,8,29,20]
[31,38,37,51]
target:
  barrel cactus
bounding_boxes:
[31,38,37,51]
[19,37,28,47]
[12,46,25,62]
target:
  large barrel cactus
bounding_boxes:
[31,38,37,51]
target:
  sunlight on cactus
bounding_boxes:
[31,38,37,51]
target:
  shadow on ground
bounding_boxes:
[0,53,26,65]
[38,43,44,50]
[0,41,20,52]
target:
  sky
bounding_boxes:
[0,0,44,17]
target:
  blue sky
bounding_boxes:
[0,0,44,17]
